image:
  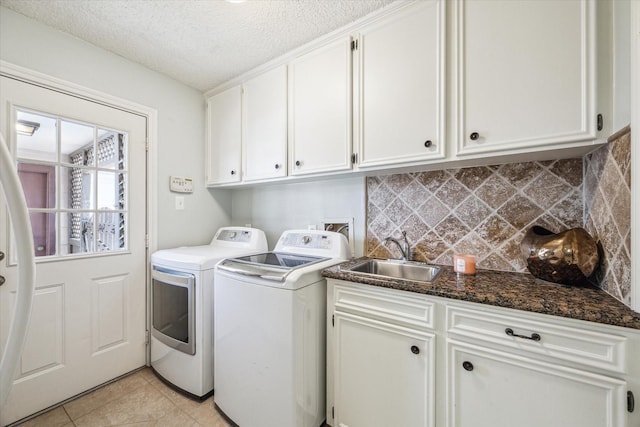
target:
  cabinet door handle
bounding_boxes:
[295,160,302,167]
[410,345,420,355]
[274,164,280,170]
[462,361,474,371]
[0,275,5,287]
[505,328,541,341]
[230,170,236,176]
[469,132,480,141]
[424,140,432,148]
[0,251,5,261]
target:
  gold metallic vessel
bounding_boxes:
[520,226,599,285]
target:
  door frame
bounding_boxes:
[0,60,158,363]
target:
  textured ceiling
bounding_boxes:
[0,0,395,92]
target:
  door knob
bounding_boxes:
[410,345,420,354]
[462,361,474,371]
[0,276,5,287]
[0,251,4,261]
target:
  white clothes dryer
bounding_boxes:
[150,227,267,398]
[214,229,351,426]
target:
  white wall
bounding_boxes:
[614,0,631,131]
[232,176,366,256]
[0,7,232,249]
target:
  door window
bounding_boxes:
[15,109,129,257]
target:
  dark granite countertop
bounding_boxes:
[322,257,640,331]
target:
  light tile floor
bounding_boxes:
[15,368,233,427]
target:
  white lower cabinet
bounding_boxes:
[328,280,436,427]
[327,279,640,427]
[447,340,627,427]
[334,312,435,427]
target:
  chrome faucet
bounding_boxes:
[384,231,410,261]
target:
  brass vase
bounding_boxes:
[520,226,599,285]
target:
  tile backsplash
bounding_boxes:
[367,159,584,271]
[584,127,631,305]
[366,130,632,307]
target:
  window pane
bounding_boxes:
[29,212,56,257]
[61,120,94,166]
[16,111,57,162]
[61,166,94,210]
[97,171,125,210]
[17,162,56,209]
[97,131,127,170]
[78,212,96,254]
[96,210,126,252]
[13,109,129,259]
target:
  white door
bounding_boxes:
[0,76,147,425]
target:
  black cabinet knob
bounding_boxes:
[470,132,480,141]
[462,361,474,371]
[275,164,280,170]
[230,170,236,175]
[424,140,432,148]
[295,160,301,167]
[410,345,420,355]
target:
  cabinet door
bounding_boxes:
[334,312,435,427]
[242,65,288,181]
[206,86,241,185]
[289,37,352,176]
[357,0,445,168]
[455,0,595,156]
[447,341,628,427]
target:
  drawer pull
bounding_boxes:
[410,345,420,355]
[505,327,541,341]
[462,361,474,371]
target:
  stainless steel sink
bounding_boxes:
[344,259,441,283]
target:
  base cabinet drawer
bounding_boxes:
[447,305,627,372]
[447,340,628,427]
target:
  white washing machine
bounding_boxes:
[214,229,351,427]
[150,226,267,398]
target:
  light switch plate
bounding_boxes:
[175,196,185,210]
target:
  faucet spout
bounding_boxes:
[383,231,410,261]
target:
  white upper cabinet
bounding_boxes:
[242,65,288,182]
[206,85,242,185]
[454,0,597,157]
[289,36,353,176]
[356,0,446,168]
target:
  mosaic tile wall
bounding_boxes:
[584,127,631,305]
[367,159,584,272]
